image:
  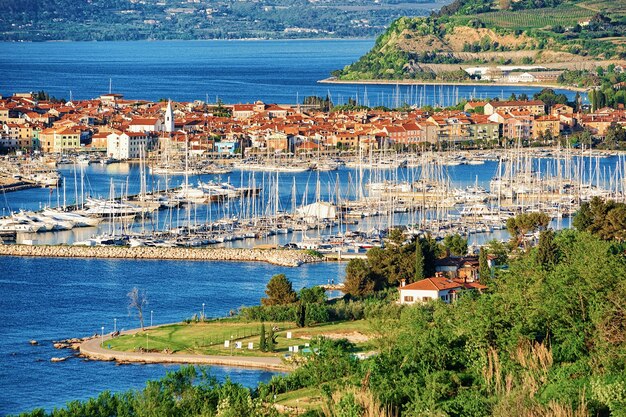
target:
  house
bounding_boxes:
[551,104,574,116]
[533,115,560,140]
[128,117,163,133]
[214,140,239,155]
[99,94,124,107]
[232,104,255,119]
[484,100,545,116]
[464,101,488,113]
[398,276,486,305]
[434,256,481,281]
[107,131,151,160]
[39,126,80,153]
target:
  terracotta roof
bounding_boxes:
[400,276,487,292]
[401,277,464,291]
[489,100,544,107]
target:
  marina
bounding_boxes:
[1,147,623,253]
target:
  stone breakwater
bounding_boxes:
[0,245,322,267]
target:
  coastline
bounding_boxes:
[318,77,590,93]
[79,328,289,372]
[0,245,322,267]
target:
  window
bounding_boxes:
[422,297,432,302]
[403,296,414,303]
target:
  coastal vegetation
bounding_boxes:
[332,0,626,84]
[17,212,626,416]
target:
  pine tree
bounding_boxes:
[261,274,298,306]
[259,322,267,352]
[537,230,559,269]
[414,239,425,282]
[479,248,490,284]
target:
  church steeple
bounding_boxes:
[164,99,174,133]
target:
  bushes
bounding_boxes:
[239,304,297,322]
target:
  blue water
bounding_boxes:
[0,257,345,415]
[0,38,597,415]
[0,40,579,105]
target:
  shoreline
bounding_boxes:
[79,328,289,372]
[318,77,590,93]
[0,245,322,267]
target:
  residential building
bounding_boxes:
[107,131,151,160]
[398,276,486,305]
[484,100,546,116]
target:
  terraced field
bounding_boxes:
[452,3,596,29]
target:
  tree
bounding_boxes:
[443,233,468,256]
[296,303,306,328]
[484,239,509,266]
[127,287,148,331]
[506,212,550,250]
[261,274,297,306]
[267,326,276,352]
[298,286,327,304]
[415,240,425,281]
[259,322,267,352]
[343,258,377,297]
[536,229,559,269]
[479,248,490,284]
[574,197,626,241]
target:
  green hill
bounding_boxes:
[0,0,445,41]
[332,0,626,83]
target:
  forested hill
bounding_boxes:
[332,0,626,82]
[0,0,448,41]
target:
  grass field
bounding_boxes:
[276,387,325,411]
[106,319,374,357]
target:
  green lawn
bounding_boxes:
[275,387,325,411]
[105,319,374,357]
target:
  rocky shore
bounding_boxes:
[0,244,323,267]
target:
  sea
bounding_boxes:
[0,39,591,415]
[0,40,579,106]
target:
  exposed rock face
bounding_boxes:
[0,245,323,267]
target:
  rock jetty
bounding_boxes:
[0,245,322,267]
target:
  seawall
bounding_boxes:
[0,244,322,267]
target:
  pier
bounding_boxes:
[0,244,324,267]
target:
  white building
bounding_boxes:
[398,277,485,305]
[107,132,151,160]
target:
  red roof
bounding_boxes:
[401,277,487,291]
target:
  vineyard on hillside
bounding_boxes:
[452,4,596,29]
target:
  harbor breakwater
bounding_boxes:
[0,245,322,267]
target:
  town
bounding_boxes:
[0,90,625,160]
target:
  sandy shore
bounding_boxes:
[0,245,322,267]
[318,77,589,93]
[79,330,289,371]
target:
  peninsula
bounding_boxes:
[332,0,626,88]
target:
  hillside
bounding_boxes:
[332,0,626,83]
[0,0,447,41]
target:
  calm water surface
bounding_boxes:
[0,39,596,415]
[0,257,345,415]
[0,40,579,105]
